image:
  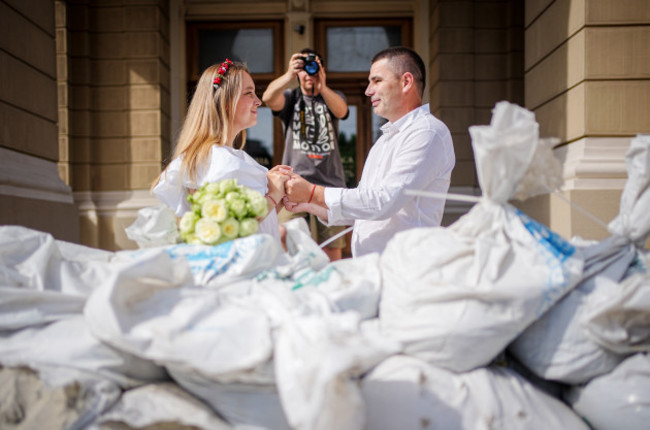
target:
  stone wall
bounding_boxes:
[0,0,79,242]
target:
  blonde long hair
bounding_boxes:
[154,61,249,187]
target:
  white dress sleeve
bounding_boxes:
[152,157,190,217]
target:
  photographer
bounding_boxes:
[262,48,349,261]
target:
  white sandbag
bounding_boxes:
[0,225,116,297]
[291,253,382,320]
[583,259,650,353]
[607,134,650,246]
[361,355,589,430]
[274,311,401,430]
[471,101,540,204]
[0,366,121,430]
[509,135,650,384]
[156,233,288,288]
[54,239,114,262]
[90,383,232,430]
[84,267,275,378]
[0,226,130,330]
[168,362,291,430]
[165,282,390,430]
[271,216,330,278]
[125,204,180,248]
[565,352,650,430]
[380,101,584,373]
[0,316,167,389]
[508,238,635,383]
[0,286,85,331]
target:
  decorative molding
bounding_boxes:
[290,0,308,12]
[0,147,74,204]
[185,2,287,19]
[75,190,160,218]
[311,0,414,15]
[556,136,631,190]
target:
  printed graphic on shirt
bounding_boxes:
[291,98,336,160]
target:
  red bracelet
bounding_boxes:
[307,184,316,204]
[265,194,277,206]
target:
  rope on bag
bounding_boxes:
[319,226,354,249]
[552,191,609,230]
[405,188,609,230]
[405,189,482,203]
[316,189,609,250]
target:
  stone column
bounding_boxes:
[0,0,79,242]
[64,0,171,250]
[521,0,650,241]
[429,0,525,224]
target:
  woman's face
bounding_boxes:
[233,72,262,134]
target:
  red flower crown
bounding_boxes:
[213,59,234,90]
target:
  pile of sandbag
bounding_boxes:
[508,133,650,429]
[373,116,649,429]
[0,102,647,430]
[0,217,394,430]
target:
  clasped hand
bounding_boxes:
[266,165,317,213]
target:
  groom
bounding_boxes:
[278,46,455,258]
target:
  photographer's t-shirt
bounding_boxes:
[274,88,346,188]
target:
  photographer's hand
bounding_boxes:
[315,57,326,93]
[287,53,304,79]
[262,53,304,110]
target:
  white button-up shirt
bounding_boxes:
[324,104,455,257]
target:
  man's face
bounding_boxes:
[298,68,318,94]
[365,58,402,122]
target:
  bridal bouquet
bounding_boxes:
[178,179,268,245]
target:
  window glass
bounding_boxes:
[339,105,357,187]
[199,28,274,74]
[245,107,273,169]
[326,26,402,72]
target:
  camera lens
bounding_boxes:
[301,54,320,76]
[304,60,319,75]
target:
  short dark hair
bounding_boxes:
[372,46,426,97]
[300,47,325,68]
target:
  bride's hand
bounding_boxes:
[269,164,293,175]
[266,170,289,203]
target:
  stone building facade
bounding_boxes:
[1,0,648,250]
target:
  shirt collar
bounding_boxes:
[380,104,430,137]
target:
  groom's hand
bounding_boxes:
[284,173,313,203]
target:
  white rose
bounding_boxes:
[195,218,221,244]
[179,211,197,234]
[221,217,239,239]
[239,218,259,237]
[202,199,227,222]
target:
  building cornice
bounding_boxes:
[556,137,631,190]
[74,190,161,218]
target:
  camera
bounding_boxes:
[298,53,320,76]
